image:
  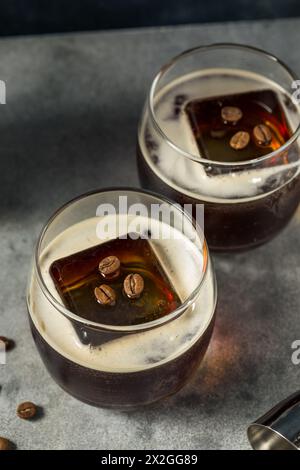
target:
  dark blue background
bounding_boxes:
[0,0,300,36]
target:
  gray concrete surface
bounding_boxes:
[0,18,300,450]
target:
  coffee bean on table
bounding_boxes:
[253,124,272,146]
[0,437,12,450]
[221,106,243,124]
[0,336,14,351]
[99,256,120,279]
[17,401,37,420]
[94,285,116,306]
[124,274,144,299]
[230,131,250,150]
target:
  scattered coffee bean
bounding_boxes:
[0,336,14,351]
[253,124,272,146]
[17,401,37,420]
[99,255,120,279]
[94,284,116,306]
[0,437,12,450]
[230,131,250,150]
[124,273,144,299]
[221,106,243,124]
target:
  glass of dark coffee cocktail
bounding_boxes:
[27,188,216,408]
[137,44,300,251]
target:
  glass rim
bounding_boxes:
[148,42,300,167]
[34,186,210,333]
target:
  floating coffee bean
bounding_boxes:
[94,284,116,306]
[0,437,12,450]
[230,131,250,150]
[253,124,272,146]
[0,336,14,351]
[221,106,243,124]
[124,273,144,299]
[99,255,120,279]
[17,401,37,420]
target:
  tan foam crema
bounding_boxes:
[140,68,300,202]
[28,215,215,373]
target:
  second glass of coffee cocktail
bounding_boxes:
[137,44,300,250]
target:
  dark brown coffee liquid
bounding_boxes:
[185,89,292,162]
[29,314,215,408]
[50,236,181,327]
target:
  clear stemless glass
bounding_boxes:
[27,188,217,408]
[137,43,300,251]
